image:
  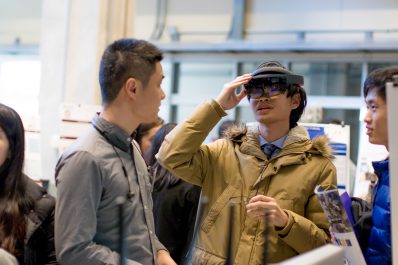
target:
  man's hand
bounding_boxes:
[157,249,176,265]
[215,74,252,110]
[246,195,289,228]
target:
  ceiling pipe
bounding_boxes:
[150,0,168,40]
[227,0,246,40]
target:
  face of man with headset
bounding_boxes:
[244,69,303,126]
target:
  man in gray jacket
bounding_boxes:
[54,38,176,265]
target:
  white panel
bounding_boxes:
[387,80,398,265]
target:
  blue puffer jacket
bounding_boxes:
[364,159,391,265]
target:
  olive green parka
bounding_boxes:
[157,100,337,264]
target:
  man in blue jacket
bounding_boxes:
[360,66,398,265]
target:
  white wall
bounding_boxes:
[0,0,42,45]
[133,0,398,43]
[2,0,398,47]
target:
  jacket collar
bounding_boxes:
[372,158,389,172]
[92,114,134,152]
[225,123,334,160]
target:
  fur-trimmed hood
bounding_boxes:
[310,134,334,159]
[223,123,334,159]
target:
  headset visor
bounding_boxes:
[244,74,303,99]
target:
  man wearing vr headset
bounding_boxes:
[157,61,336,264]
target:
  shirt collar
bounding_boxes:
[258,134,287,149]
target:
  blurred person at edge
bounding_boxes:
[157,61,337,264]
[148,123,201,265]
[0,248,19,265]
[0,103,57,265]
[211,119,238,141]
[54,38,175,265]
[353,66,398,265]
[135,117,164,164]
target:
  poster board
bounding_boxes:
[301,123,351,194]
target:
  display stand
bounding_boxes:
[278,244,344,265]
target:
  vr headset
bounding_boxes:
[244,66,304,99]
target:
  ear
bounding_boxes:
[124,77,139,99]
[291,93,301,110]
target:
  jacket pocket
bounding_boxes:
[201,184,238,233]
[277,198,294,212]
[191,247,225,265]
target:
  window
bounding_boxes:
[368,62,398,74]
[0,56,41,179]
[0,56,41,129]
[291,62,362,96]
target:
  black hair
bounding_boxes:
[148,123,177,167]
[253,61,307,129]
[99,38,163,105]
[363,66,398,101]
[0,103,34,256]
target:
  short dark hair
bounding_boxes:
[253,61,307,129]
[99,38,163,104]
[363,66,398,101]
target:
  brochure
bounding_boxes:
[314,185,366,265]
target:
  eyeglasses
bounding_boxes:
[244,74,303,100]
[245,81,287,99]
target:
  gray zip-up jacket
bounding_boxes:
[55,114,164,265]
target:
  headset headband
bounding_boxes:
[252,66,293,76]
